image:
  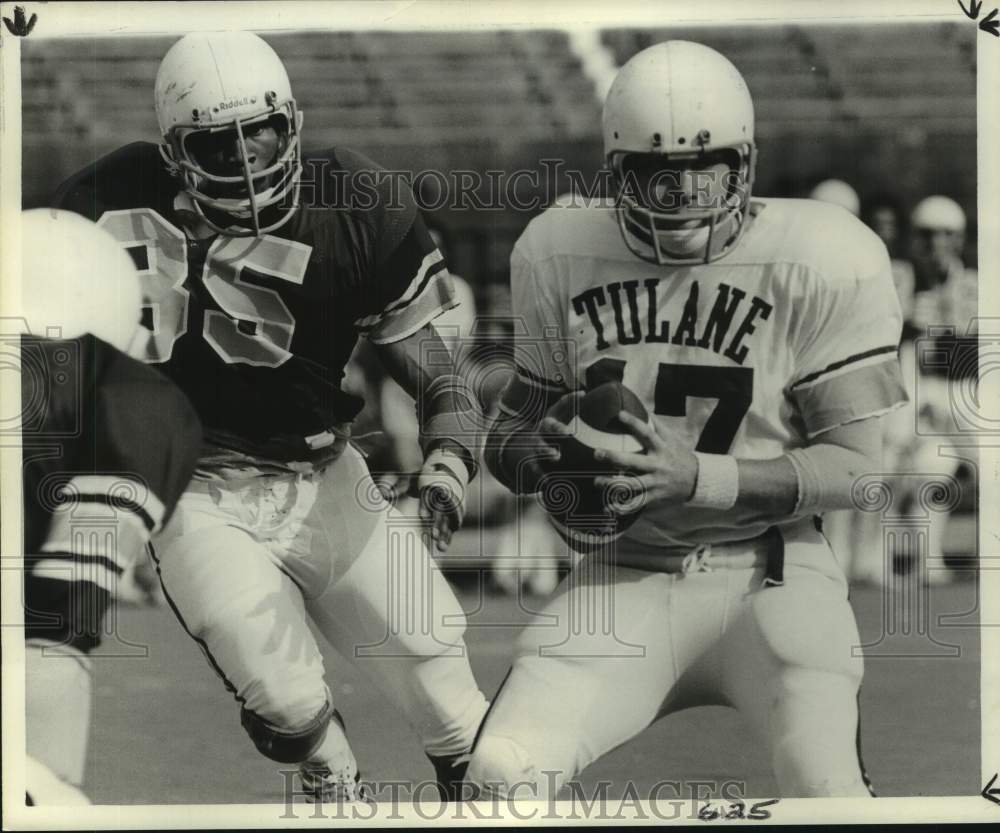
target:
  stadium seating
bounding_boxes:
[21,29,601,200]
[21,23,976,282]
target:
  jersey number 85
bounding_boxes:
[98,208,312,368]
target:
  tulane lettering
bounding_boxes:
[607,281,643,345]
[570,280,772,366]
[572,287,610,350]
[723,296,773,364]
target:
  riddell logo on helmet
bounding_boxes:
[217,97,254,111]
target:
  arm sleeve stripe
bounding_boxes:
[792,358,909,439]
[30,559,121,593]
[790,345,898,390]
[384,256,447,314]
[59,475,165,532]
[70,495,157,533]
[354,253,447,328]
[365,275,458,345]
[31,551,124,576]
[40,509,148,572]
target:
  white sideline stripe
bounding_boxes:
[564,416,645,455]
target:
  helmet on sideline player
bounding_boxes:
[911,195,966,234]
[154,31,304,237]
[809,179,861,217]
[602,40,757,266]
[20,209,143,352]
[910,195,967,275]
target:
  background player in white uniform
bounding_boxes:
[52,32,489,802]
[471,41,906,798]
[17,210,202,803]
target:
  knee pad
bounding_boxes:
[241,698,333,764]
[466,734,554,801]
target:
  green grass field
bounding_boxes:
[82,578,980,805]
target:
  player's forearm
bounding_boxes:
[376,323,438,401]
[712,442,879,526]
[726,456,798,525]
[375,324,482,476]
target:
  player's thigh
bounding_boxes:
[472,563,679,794]
[307,505,469,663]
[154,519,326,722]
[304,464,469,656]
[295,445,388,591]
[719,568,866,795]
[304,496,487,752]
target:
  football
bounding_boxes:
[539,381,650,552]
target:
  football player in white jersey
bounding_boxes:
[469,41,907,798]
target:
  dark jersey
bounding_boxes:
[21,334,201,649]
[53,143,454,462]
[21,334,201,553]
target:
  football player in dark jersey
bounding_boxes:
[52,31,489,802]
[16,209,202,804]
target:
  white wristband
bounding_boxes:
[687,453,739,510]
[423,448,470,498]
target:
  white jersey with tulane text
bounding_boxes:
[505,197,906,551]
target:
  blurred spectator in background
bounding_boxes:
[908,196,977,335]
[890,196,977,582]
[808,178,860,216]
[864,195,905,259]
[835,194,977,584]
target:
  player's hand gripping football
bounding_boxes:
[592,412,699,510]
[519,391,586,492]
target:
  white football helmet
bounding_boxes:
[602,41,756,265]
[154,31,303,236]
[20,209,143,352]
[809,179,861,216]
[911,195,966,233]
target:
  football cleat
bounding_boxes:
[298,760,372,805]
[428,752,472,802]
